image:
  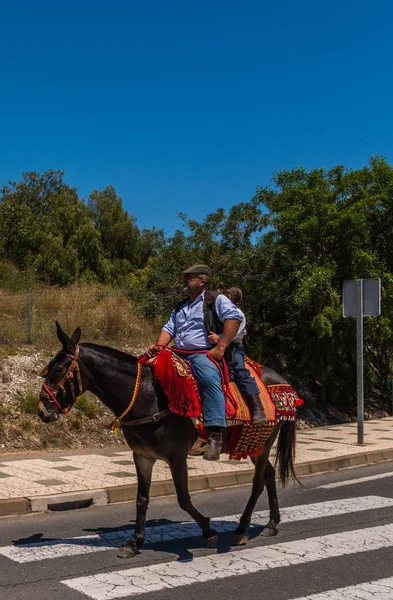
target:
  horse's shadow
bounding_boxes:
[12,517,264,561]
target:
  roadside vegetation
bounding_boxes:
[1,159,393,453]
[0,283,157,350]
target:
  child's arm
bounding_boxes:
[208,331,220,345]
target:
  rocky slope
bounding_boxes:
[0,349,389,455]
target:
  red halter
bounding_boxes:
[40,346,83,414]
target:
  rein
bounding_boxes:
[115,344,231,428]
[110,344,218,432]
[120,409,171,427]
[41,346,169,430]
[146,344,232,398]
[40,346,83,414]
[43,344,224,430]
[110,358,172,432]
[110,361,143,434]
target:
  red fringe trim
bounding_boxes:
[244,356,263,378]
[151,348,202,417]
[139,347,238,419]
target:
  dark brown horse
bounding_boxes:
[38,323,297,558]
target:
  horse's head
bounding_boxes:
[38,322,83,423]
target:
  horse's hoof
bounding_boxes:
[234,533,249,546]
[261,526,278,537]
[117,545,138,558]
[205,531,218,548]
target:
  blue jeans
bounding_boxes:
[232,343,259,396]
[177,351,226,428]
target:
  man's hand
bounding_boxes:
[145,345,160,358]
[208,331,219,345]
[209,345,225,361]
[208,319,241,362]
[145,331,173,358]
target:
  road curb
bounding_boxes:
[1,447,393,518]
[0,497,30,517]
[29,489,108,513]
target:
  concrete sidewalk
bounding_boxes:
[1,418,393,517]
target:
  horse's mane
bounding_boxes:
[81,343,138,363]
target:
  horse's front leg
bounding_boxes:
[169,454,218,547]
[117,453,156,558]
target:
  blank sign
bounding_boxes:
[343,278,381,317]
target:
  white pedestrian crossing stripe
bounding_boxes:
[1,495,392,563]
[62,523,393,599]
[287,576,393,599]
[318,471,393,489]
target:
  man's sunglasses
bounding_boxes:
[184,274,204,280]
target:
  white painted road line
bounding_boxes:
[318,471,393,489]
[1,495,393,563]
[62,523,393,599]
[287,576,393,599]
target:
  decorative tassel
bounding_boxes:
[153,348,201,417]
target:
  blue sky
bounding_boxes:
[1,1,392,235]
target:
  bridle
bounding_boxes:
[40,346,83,414]
[39,345,172,428]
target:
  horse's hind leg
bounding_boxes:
[118,453,156,558]
[169,454,218,547]
[260,460,280,537]
[234,451,269,545]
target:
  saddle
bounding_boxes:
[140,347,303,460]
[140,347,301,425]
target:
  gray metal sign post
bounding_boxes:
[356,279,364,444]
[343,278,381,445]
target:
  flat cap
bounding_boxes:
[182,264,212,277]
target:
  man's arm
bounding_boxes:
[209,294,242,360]
[210,319,241,361]
[155,330,172,346]
[146,311,175,356]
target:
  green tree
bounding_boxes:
[134,157,393,412]
[245,158,393,409]
[0,171,109,285]
[88,186,164,280]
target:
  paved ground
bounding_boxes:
[0,417,393,515]
[1,460,393,599]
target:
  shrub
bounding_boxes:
[20,390,39,415]
[67,416,82,429]
[75,394,100,419]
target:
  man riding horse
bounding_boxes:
[147,264,267,461]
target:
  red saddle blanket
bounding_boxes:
[139,347,302,424]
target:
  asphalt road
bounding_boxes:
[1,460,393,600]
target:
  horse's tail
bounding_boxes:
[274,421,298,486]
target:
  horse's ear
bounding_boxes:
[56,321,71,349]
[40,364,49,377]
[71,327,81,346]
[56,321,69,347]
[56,321,79,354]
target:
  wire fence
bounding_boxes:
[0,285,160,350]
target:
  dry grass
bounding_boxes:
[0,403,127,452]
[0,283,158,350]
[0,283,160,453]
[0,350,128,453]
